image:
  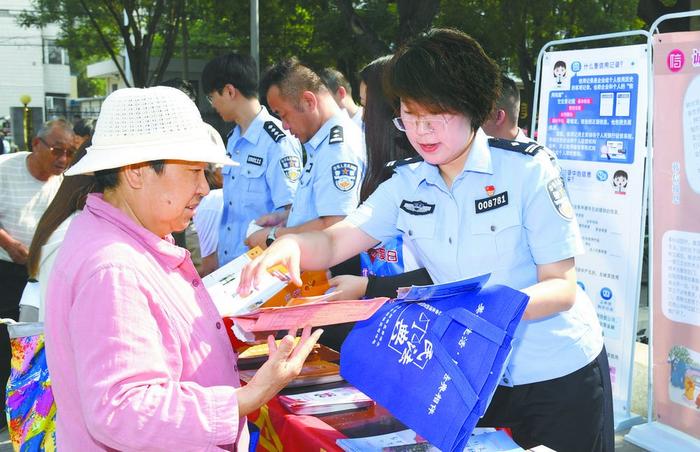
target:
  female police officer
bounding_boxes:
[239,29,610,452]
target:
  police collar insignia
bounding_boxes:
[280,155,301,182]
[400,200,435,215]
[332,162,358,191]
[475,191,508,214]
[329,125,344,144]
[546,176,574,220]
[263,121,286,143]
[247,155,263,166]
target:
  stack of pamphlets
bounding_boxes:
[239,357,344,388]
[277,386,374,415]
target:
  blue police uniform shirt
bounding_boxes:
[218,106,302,264]
[286,113,365,228]
[347,128,603,385]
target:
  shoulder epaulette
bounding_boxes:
[488,137,543,157]
[329,125,344,144]
[263,121,286,143]
[384,156,424,170]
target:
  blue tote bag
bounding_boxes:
[340,274,528,451]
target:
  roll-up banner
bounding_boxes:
[626,28,700,450]
[536,44,649,429]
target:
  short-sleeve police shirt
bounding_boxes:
[218,106,302,264]
[286,114,365,228]
[347,129,603,385]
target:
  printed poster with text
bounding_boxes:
[651,31,700,439]
[537,45,648,413]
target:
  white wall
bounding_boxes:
[0,2,72,121]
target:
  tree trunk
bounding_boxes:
[396,0,441,46]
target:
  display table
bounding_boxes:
[247,384,409,452]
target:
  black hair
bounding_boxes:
[201,53,258,98]
[260,57,326,104]
[319,68,352,94]
[497,75,520,125]
[613,170,628,179]
[554,61,566,70]
[95,160,166,190]
[160,78,197,103]
[385,28,500,130]
[73,118,96,138]
[359,56,415,202]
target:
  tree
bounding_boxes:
[435,0,643,127]
[20,0,187,88]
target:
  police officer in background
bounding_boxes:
[202,53,303,265]
[245,58,365,249]
[319,68,364,130]
[239,29,612,452]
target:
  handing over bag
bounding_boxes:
[340,274,528,452]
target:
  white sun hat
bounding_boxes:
[65,86,237,176]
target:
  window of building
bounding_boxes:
[43,39,69,65]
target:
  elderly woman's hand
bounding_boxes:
[235,325,323,416]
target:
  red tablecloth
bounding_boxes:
[248,396,347,451]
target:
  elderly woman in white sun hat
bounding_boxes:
[44,86,322,451]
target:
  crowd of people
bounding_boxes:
[0,27,613,451]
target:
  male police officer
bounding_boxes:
[481,75,529,142]
[246,58,365,248]
[319,68,364,130]
[202,53,302,265]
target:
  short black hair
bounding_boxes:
[260,57,326,105]
[319,68,351,95]
[160,78,197,103]
[385,28,500,130]
[73,118,96,138]
[201,53,258,98]
[497,75,520,125]
[95,160,166,190]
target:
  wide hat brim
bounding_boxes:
[65,129,237,176]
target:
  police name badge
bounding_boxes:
[280,155,301,182]
[247,155,263,166]
[474,191,509,214]
[546,177,574,220]
[331,162,358,191]
[400,200,435,215]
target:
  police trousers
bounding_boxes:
[478,348,614,452]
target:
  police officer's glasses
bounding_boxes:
[39,137,77,159]
[393,115,453,133]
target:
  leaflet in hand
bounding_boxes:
[202,247,290,317]
[230,297,389,333]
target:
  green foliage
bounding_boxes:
[19,0,646,106]
[669,346,694,366]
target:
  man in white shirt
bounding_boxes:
[0,118,74,427]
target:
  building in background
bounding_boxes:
[0,1,75,149]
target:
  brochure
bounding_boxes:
[278,386,374,415]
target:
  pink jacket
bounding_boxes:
[45,194,248,451]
